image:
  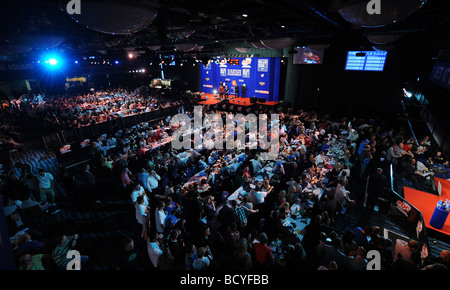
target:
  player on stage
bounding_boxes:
[225,85,229,99]
[241,84,247,98]
[234,84,239,98]
[219,83,224,100]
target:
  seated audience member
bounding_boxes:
[14,233,46,257]
[7,87,450,273]
[18,253,52,270]
[52,234,89,270]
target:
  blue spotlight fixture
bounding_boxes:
[48,58,58,66]
[42,55,61,69]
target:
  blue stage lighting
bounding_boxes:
[40,52,64,69]
[48,58,58,66]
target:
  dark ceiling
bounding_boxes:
[0,0,449,60]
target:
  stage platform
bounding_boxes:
[197,93,279,107]
[403,177,450,236]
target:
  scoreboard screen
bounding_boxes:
[229,59,239,65]
[345,51,387,71]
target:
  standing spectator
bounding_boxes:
[192,246,213,270]
[115,237,147,270]
[168,228,185,269]
[147,231,163,269]
[80,164,96,187]
[120,167,132,188]
[231,199,258,231]
[138,168,151,192]
[366,168,388,212]
[155,200,166,238]
[346,246,368,270]
[184,243,197,270]
[353,226,373,250]
[300,214,324,259]
[36,169,56,206]
[148,170,161,192]
[135,196,150,237]
[20,172,39,201]
[231,238,253,270]
[359,145,373,177]
[334,179,355,212]
[131,184,149,206]
[252,232,274,269]
[318,237,348,270]
[394,239,419,263]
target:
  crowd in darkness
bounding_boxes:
[2,86,184,132]
[1,86,450,271]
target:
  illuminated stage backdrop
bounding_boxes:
[200,57,281,102]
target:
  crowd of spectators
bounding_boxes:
[2,86,185,132]
[1,85,450,271]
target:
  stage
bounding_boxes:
[403,177,450,236]
[197,93,279,107]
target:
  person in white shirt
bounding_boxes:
[316,151,325,164]
[147,231,163,268]
[414,158,433,179]
[155,200,166,236]
[422,136,431,147]
[192,246,213,270]
[131,184,149,206]
[37,169,55,205]
[387,145,402,164]
[248,189,267,206]
[338,164,351,182]
[348,129,359,142]
[135,196,149,233]
[148,170,161,192]
[334,179,355,209]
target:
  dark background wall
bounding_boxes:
[283,32,436,120]
[162,63,201,92]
